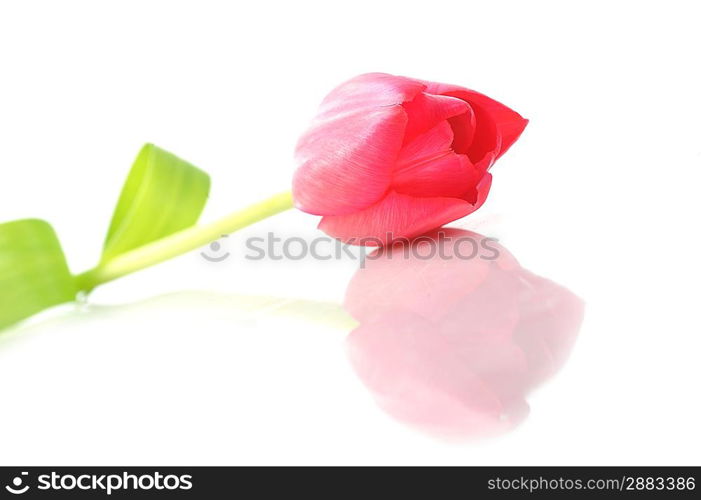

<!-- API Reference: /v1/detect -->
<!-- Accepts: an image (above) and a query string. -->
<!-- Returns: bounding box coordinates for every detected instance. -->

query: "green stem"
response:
[75,191,294,293]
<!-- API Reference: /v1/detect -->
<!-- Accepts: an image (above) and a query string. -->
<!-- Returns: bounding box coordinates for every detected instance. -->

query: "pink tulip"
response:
[293,73,528,245]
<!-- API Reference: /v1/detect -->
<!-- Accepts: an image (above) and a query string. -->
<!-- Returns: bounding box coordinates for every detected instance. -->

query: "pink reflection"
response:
[344,229,584,438]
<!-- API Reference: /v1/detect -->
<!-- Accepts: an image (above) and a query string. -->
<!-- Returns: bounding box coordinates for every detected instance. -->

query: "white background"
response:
[0,0,699,465]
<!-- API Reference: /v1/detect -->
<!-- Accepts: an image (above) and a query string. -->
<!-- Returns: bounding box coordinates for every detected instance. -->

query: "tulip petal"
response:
[447,108,477,155]
[293,105,408,215]
[318,190,489,246]
[465,171,492,206]
[293,74,427,216]
[402,93,471,145]
[397,120,454,160]
[394,154,477,199]
[423,82,528,163]
[318,72,425,118]
[393,122,479,198]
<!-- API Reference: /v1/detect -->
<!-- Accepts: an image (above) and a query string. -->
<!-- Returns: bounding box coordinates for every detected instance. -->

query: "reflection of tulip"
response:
[344,229,584,438]
[293,73,528,245]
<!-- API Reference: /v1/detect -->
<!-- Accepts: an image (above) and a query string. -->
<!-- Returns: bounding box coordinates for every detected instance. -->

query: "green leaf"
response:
[101,143,211,262]
[0,219,77,330]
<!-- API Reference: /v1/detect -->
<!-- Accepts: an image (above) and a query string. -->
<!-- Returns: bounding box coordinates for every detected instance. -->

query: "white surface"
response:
[0,0,699,465]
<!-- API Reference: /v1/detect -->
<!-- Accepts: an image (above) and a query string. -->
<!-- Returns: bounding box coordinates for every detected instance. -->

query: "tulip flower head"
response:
[293,73,528,245]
